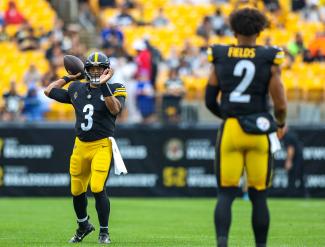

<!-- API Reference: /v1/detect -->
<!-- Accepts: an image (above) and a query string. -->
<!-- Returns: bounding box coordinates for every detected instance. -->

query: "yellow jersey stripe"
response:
[207,47,213,62]
[115,87,126,91]
[113,92,127,97]
[273,51,285,65]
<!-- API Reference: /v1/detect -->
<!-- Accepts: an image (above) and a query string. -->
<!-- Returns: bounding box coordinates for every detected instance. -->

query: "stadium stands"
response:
[0,0,324,123]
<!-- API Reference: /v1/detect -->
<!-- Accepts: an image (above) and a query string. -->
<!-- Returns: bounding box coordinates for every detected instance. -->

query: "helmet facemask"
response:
[85,65,106,85]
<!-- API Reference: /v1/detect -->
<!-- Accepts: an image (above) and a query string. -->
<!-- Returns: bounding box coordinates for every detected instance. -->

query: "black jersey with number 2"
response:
[207,45,284,117]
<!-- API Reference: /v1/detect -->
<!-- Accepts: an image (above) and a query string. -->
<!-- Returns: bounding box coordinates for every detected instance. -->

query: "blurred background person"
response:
[281,127,306,197]
[136,72,156,124]
[23,64,41,89]
[4,0,25,25]
[2,80,23,121]
[161,68,185,124]
[22,86,43,121]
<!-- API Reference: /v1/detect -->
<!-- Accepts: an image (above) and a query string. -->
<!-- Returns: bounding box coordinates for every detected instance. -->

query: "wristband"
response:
[100,82,113,97]
[277,122,285,128]
[62,76,71,83]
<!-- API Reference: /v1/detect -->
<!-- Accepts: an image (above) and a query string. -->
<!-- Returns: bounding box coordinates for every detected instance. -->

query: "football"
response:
[63,55,85,78]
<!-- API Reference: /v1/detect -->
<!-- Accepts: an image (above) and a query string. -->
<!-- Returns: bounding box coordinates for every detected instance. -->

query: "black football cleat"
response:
[69,222,95,243]
[98,232,111,244]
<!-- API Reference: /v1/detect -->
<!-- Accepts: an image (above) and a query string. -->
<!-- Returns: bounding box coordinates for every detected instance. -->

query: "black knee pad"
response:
[248,188,267,202]
[218,187,240,198]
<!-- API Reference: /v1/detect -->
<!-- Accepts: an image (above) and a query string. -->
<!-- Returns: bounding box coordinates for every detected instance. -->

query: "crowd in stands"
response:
[0,0,324,124]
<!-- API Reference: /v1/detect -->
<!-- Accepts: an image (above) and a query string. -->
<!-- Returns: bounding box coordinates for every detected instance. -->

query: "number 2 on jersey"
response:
[81,104,94,131]
[229,60,256,103]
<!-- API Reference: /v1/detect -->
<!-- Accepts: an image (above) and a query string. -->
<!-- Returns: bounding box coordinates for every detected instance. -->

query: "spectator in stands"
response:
[23,64,41,89]
[0,12,4,27]
[292,0,306,11]
[287,32,306,57]
[23,86,43,121]
[101,21,124,48]
[0,25,9,42]
[15,22,39,51]
[78,1,96,32]
[133,39,152,83]
[136,72,156,124]
[308,31,325,60]
[39,68,58,117]
[4,1,25,25]
[99,0,116,8]
[2,81,23,121]
[302,2,322,22]
[162,69,185,124]
[61,24,81,53]
[49,44,65,67]
[122,0,136,9]
[263,0,281,12]
[166,47,181,69]
[114,5,135,26]
[144,37,162,88]
[196,16,214,40]
[52,18,64,43]
[302,49,315,63]
[178,41,197,76]
[192,51,210,77]
[110,56,141,123]
[42,66,59,86]
[281,127,306,197]
[152,8,170,27]
[210,8,231,36]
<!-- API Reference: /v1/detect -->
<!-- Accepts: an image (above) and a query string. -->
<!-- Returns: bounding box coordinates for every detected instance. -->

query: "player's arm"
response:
[269,65,287,138]
[99,69,124,115]
[205,65,222,118]
[44,73,81,103]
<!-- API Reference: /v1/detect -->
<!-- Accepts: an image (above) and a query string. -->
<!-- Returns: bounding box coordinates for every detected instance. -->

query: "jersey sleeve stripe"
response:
[273,51,285,65]
[114,88,127,92]
[113,92,127,97]
[207,47,214,62]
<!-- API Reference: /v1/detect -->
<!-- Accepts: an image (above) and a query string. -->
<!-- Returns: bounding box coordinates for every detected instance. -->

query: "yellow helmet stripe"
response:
[94,52,98,62]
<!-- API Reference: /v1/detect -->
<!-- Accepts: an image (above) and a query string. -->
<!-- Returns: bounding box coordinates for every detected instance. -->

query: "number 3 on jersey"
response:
[81,104,94,131]
[229,60,256,103]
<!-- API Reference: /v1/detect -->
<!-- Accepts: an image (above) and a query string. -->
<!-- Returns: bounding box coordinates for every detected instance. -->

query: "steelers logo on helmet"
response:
[84,52,110,85]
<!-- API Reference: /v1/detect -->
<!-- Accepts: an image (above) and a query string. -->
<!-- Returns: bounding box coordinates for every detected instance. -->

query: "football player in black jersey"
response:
[44,52,127,244]
[205,8,287,247]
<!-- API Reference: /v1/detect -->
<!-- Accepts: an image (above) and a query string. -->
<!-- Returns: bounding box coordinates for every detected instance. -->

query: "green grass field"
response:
[0,198,324,247]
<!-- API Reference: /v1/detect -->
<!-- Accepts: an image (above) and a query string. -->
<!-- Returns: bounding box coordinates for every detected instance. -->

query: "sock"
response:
[73,193,88,227]
[100,226,109,234]
[248,188,270,246]
[93,190,110,231]
[215,187,238,247]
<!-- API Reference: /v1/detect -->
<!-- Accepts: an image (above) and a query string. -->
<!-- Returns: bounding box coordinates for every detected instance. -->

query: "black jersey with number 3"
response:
[207,45,284,117]
[66,81,127,141]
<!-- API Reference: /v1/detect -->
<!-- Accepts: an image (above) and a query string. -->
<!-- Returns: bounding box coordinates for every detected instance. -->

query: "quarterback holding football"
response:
[44,52,127,244]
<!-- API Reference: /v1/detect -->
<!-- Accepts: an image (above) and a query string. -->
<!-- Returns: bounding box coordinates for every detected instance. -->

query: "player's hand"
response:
[277,126,286,140]
[100,68,114,84]
[67,72,82,80]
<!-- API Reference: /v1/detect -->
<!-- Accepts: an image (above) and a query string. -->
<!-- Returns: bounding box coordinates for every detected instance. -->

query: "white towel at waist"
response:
[268,132,281,154]
[109,137,128,175]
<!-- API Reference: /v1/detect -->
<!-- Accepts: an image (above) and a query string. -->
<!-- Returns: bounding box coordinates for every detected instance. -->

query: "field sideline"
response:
[0,198,324,247]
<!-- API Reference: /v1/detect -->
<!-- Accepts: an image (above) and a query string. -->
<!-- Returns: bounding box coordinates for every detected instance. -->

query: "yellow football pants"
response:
[215,118,272,191]
[70,137,112,196]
